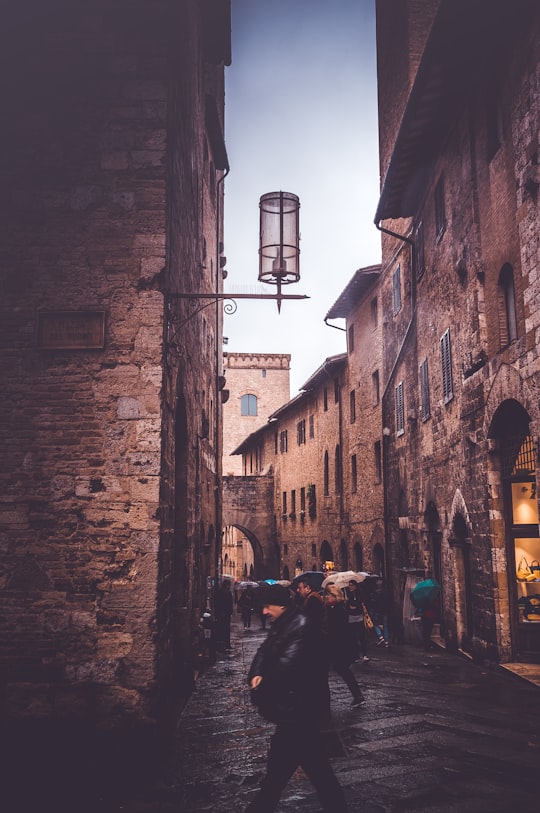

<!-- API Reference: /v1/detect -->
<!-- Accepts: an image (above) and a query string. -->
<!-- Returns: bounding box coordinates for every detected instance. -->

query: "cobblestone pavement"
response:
[15,614,538,813]
[145,614,540,813]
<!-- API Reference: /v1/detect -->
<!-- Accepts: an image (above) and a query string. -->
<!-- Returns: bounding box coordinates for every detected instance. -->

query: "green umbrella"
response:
[411,578,441,608]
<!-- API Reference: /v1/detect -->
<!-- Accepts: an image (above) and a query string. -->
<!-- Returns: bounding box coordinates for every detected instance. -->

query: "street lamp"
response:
[171,190,307,314]
[259,191,301,312]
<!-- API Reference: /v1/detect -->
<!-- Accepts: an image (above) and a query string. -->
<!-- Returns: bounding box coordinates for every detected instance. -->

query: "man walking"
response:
[246,583,348,813]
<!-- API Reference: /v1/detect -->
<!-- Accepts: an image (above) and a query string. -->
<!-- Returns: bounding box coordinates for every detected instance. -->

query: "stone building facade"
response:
[0,0,230,746]
[374,0,540,663]
[222,352,291,476]
[226,0,540,669]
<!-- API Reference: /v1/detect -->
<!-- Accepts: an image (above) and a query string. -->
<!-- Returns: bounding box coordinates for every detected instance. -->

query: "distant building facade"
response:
[222,352,291,476]
[0,0,230,744]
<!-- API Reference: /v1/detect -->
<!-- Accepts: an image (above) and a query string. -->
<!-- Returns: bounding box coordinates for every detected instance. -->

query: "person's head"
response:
[296,578,313,599]
[348,580,358,591]
[323,583,344,605]
[260,584,292,621]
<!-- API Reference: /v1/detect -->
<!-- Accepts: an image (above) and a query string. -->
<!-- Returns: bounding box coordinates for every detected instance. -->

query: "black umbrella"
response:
[290,571,325,591]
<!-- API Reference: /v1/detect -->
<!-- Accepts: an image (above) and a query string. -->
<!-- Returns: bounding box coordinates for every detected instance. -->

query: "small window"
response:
[393,265,402,315]
[282,492,287,515]
[323,388,328,411]
[498,263,517,348]
[350,390,356,423]
[291,490,296,515]
[371,297,378,327]
[415,221,425,280]
[279,429,288,453]
[420,359,430,421]
[300,487,306,511]
[351,454,358,493]
[297,419,306,445]
[372,370,380,405]
[309,414,315,439]
[334,379,340,403]
[395,381,405,436]
[348,324,355,353]
[261,369,267,378]
[434,175,446,241]
[440,329,453,404]
[374,440,382,483]
[241,394,257,416]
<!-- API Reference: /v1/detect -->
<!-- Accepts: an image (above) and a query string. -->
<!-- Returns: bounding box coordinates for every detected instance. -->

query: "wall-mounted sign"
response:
[37,310,106,350]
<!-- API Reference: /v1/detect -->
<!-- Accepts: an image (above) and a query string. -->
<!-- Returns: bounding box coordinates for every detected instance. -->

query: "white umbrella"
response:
[321,571,372,589]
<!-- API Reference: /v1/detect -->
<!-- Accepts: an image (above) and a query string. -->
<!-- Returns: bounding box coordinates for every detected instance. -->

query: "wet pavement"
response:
[11,614,540,812]
[130,613,540,813]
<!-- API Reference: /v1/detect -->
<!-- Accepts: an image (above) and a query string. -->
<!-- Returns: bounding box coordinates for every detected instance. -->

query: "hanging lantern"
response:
[259,191,300,294]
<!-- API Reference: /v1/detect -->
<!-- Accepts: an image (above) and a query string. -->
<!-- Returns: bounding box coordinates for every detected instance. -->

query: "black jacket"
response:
[248,604,329,724]
[326,601,358,668]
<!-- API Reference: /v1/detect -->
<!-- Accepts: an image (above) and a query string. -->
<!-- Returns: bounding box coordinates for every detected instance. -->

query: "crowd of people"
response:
[208,572,439,812]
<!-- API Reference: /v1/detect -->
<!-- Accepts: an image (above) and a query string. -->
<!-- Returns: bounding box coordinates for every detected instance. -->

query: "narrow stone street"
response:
[109,612,540,813]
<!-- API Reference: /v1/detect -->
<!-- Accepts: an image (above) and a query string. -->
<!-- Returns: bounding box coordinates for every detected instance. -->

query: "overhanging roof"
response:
[300,353,347,393]
[374,0,537,223]
[325,264,381,320]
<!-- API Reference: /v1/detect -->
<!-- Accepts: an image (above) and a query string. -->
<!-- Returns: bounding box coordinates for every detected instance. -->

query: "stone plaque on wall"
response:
[37,310,106,349]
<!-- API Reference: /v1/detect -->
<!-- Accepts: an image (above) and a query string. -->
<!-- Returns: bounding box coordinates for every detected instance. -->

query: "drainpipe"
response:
[375,219,415,630]
[214,166,230,597]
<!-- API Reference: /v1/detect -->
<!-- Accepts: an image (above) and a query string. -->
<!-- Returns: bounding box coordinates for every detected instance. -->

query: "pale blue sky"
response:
[223,0,381,395]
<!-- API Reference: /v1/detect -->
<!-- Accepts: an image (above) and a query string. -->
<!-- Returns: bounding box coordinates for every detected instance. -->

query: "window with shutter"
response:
[440,329,453,404]
[395,381,405,436]
[393,265,402,314]
[420,359,430,421]
[498,263,517,348]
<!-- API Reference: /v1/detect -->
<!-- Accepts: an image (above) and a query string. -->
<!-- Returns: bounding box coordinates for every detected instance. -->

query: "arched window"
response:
[240,394,257,416]
[498,263,517,347]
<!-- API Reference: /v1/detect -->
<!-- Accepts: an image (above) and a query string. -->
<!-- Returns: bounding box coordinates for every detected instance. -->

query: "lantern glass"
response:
[259,191,300,285]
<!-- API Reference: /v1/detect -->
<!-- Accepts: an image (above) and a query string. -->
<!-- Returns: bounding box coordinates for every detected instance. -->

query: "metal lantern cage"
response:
[259,191,300,292]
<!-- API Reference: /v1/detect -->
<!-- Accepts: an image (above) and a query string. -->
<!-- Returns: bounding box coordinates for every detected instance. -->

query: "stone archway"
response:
[222,475,277,578]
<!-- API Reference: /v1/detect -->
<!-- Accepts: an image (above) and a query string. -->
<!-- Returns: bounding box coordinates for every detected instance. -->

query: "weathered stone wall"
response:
[376,1,540,661]
[0,0,228,737]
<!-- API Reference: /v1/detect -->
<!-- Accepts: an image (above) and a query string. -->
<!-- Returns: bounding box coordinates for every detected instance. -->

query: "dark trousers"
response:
[245,721,348,813]
[349,619,368,656]
[332,661,363,700]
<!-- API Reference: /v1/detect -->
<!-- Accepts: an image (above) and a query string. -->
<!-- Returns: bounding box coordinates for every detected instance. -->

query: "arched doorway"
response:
[339,539,348,570]
[353,542,363,572]
[372,542,384,577]
[489,400,539,661]
[424,501,444,638]
[451,512,473,654]
[320,540,334,572]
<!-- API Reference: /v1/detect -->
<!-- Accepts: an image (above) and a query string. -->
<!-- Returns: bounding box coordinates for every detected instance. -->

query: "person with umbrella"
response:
[246,584,348,813]
[323,583,365,707]
[411,577,441,651]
